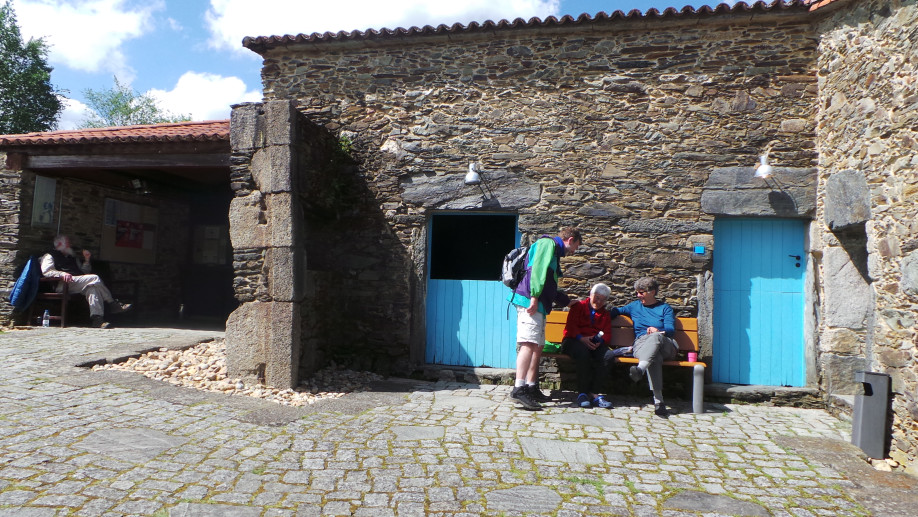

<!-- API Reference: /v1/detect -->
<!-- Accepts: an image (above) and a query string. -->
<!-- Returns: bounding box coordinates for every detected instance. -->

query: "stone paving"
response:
[1,327,916,516]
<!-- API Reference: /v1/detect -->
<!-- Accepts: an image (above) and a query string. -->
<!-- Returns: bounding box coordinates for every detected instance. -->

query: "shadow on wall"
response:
[297,123,415,377]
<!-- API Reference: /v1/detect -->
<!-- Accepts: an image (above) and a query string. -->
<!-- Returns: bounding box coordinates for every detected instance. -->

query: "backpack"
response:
[9,256,40,312]
[500,245,529,290]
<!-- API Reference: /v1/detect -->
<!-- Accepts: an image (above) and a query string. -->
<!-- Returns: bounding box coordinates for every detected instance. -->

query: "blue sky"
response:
[11,1,729,130]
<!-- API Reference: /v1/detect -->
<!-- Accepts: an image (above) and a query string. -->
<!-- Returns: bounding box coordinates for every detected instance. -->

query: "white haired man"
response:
[39,235,132,328]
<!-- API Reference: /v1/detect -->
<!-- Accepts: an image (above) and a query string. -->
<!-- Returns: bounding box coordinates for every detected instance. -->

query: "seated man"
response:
[39,235,132,328]
[561,283,615,409]
[610,277,677,417]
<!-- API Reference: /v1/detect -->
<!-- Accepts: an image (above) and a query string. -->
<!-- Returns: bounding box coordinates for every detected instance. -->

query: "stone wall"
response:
[252,11,820,372]
[815,0,918,474]
[0,165,191,325]
[0,155,23,321]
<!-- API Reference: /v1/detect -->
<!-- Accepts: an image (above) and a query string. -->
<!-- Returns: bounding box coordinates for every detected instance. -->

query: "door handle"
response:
[788,255,801,260]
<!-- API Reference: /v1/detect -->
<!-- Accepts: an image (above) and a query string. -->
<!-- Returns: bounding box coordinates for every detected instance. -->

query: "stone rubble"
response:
[92,339,382,406]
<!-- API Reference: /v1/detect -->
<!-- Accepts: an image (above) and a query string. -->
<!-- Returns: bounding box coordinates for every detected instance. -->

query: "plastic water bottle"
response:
[591,331,604,344]
[42,310,50,327]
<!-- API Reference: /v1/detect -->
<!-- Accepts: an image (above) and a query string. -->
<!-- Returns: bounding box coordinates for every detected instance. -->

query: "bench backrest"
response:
[545,311,698,353]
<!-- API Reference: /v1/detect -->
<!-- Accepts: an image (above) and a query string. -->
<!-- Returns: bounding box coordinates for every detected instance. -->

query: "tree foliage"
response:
[0,0,63,134]
[79,77,190,128]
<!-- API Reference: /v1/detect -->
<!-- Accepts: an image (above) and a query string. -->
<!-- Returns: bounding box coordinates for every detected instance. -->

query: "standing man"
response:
[610,277,677,416]
[40,235,132,329]
[508,227,581,410]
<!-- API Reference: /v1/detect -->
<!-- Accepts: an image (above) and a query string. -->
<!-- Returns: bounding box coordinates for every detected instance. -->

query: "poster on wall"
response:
[31,175,56,227]
[101,198,157,264]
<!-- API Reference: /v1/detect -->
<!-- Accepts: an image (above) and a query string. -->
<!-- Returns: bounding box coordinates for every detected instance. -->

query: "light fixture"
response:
[464,162,482,186]
[754,154,773,179]
[130,178,151,195]
[464,162,494,199]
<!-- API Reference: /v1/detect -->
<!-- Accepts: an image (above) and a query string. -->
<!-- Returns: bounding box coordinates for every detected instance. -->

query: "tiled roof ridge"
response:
[0,119,230,147]
[243,0,817,51]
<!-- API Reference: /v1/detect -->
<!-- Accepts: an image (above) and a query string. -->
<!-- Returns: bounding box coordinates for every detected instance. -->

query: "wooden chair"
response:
[27,277,74,327]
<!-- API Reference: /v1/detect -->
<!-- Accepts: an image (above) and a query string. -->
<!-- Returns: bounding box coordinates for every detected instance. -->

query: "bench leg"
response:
[692,364,705,414]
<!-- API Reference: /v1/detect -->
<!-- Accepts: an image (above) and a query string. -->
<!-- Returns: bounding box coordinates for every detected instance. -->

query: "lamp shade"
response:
[464,162,482,185]
[754,155,773,178]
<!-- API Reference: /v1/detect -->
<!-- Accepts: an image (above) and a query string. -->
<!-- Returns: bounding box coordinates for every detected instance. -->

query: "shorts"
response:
[516,305,545,345]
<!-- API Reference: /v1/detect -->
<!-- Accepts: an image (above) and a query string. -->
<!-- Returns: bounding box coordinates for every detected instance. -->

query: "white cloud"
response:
[15,0,162,76]
[56,96,91,131]
[205,0,561,53]
[147,72,262,121]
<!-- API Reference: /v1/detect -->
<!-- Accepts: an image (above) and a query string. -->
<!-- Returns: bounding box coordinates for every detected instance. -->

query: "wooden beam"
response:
[26,153,229,169]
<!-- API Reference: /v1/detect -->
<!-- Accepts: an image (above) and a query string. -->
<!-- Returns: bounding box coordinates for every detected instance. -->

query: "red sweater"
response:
[562,298,612,346]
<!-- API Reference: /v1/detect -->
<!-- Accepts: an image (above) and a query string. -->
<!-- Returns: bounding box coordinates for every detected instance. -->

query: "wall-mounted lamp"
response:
[754,140,779,179]
[755,154,773,179]
[131,178,151,195]
[464,162,494,198]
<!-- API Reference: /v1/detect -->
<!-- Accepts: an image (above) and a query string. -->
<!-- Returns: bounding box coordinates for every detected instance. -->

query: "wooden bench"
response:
[544,311,706,413]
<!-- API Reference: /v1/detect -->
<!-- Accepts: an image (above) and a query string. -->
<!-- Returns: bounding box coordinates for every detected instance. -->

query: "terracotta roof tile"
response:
[243,1,812,52]
[0,120,229,147]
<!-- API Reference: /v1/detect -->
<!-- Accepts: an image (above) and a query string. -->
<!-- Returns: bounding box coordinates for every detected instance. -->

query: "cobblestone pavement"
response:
[1,327,916,516]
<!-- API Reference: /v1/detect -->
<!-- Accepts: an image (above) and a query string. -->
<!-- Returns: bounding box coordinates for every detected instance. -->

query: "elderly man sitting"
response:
[40,235,132,328]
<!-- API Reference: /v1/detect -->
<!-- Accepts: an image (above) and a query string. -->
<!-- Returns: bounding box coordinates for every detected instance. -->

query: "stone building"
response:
[1,0,915,475]
[226,0,917,473]
[0,121,237,325]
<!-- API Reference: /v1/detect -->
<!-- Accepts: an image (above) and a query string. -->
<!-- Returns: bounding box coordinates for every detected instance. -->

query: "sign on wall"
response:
[101,198,157,264]
[31,175,56,227]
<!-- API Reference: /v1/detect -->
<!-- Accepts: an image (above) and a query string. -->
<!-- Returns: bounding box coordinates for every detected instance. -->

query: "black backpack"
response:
[500,245,529,290]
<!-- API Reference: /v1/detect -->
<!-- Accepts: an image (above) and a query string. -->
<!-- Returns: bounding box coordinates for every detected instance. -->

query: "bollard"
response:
[851,371,890,459]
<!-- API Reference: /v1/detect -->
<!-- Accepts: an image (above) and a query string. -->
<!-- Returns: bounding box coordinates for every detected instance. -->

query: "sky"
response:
[10,0,734,131]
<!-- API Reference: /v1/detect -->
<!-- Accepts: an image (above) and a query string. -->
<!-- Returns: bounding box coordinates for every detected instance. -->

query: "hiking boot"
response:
[510,386,541,410]
[593,395,613,409]
[576,393,591,408]
[654,402,669,417]
[91,315,111,329]
[107,301,133,314]
[629,365,644,383]
[528,385,550,402]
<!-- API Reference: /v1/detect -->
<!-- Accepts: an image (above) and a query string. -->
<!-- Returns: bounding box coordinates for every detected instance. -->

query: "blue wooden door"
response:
[425,214,518,368]
[713,218,806,386]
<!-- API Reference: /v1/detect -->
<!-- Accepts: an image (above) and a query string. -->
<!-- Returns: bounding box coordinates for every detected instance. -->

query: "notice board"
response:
[101,198,157,264]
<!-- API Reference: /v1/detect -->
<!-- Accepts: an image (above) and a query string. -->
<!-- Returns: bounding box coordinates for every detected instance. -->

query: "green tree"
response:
[0,0,63,134]
[79,76,190,128]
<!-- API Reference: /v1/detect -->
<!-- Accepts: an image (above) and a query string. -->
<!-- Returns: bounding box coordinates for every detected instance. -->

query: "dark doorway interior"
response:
[429,213,517,280]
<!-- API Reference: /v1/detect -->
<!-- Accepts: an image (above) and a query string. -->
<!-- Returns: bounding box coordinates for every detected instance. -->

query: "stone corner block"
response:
[225,301,270,382]
[267,246,306,302]
[230,103,265,152]
[825,169,870,231]
[229,191,269,249]
[251,146,294,194]
[266,301,302,390]
[265,100,298,146]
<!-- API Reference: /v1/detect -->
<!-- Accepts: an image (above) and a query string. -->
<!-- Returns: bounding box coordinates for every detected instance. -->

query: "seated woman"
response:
[561,283,615,409]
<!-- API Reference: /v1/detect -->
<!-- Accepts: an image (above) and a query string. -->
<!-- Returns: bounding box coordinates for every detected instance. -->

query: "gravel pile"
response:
[92,339,382,407]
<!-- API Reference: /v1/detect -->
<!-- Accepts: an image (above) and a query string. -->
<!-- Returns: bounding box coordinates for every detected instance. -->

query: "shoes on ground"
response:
[107,301,133,314]
[654,402,669,417]
[629,365,644,383]
[510,386,541,410]
[592,395,613,409]
[576,393,591,408]
[528,385,550,402]
[90,315,111,329]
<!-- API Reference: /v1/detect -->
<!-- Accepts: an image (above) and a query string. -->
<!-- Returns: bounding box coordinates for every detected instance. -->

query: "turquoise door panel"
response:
[425,214,520,368]
[426,279,516,368]
[713,218,806,386]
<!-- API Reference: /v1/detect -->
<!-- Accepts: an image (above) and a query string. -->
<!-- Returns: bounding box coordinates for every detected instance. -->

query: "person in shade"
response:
[610,277,677,417]
[507,227,582,410]
[561,283,615,409]
[40,235,132,329]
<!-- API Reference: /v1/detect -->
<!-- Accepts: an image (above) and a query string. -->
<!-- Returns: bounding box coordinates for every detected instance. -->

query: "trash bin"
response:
[851,371,890,459]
